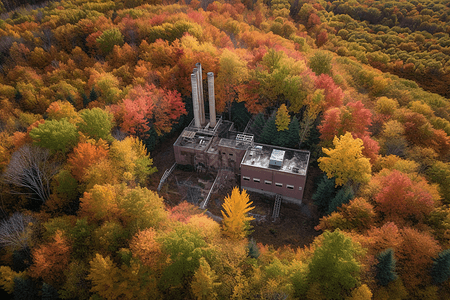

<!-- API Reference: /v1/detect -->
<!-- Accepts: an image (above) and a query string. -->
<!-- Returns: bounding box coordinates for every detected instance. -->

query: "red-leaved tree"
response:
[111,84,186,138]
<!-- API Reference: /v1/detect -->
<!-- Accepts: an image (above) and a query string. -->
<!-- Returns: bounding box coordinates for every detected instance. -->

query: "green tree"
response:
[431,249,450,285]
[307,230,362,300]
[96,28,124,56]
[288,116,300,148]
[318,132,371,186]
[375,248,398,286]
[260,116,277,145]
[29,119,78,153]
[327,185,354,214]
[159,225,211,291]
[77,108,114,141]
[312,175,336,213]
[309,51,333,75]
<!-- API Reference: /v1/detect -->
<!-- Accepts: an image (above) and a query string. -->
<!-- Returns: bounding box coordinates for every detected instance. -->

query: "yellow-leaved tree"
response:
[275,104,290,131]
[318,132,371,186]
[221,187,254,239]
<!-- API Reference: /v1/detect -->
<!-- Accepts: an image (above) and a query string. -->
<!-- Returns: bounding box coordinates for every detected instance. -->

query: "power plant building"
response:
[173,64,310,204]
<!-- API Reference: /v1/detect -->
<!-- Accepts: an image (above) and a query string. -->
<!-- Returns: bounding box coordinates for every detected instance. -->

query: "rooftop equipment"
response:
[269,149,285,167]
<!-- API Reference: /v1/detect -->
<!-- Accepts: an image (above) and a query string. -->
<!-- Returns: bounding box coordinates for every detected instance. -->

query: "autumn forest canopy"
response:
[1,0,450,299]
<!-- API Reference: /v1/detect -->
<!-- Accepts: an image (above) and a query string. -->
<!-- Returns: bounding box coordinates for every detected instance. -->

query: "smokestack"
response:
[195,63,205,125]
[207,72,216,128]
[191,72,201,128]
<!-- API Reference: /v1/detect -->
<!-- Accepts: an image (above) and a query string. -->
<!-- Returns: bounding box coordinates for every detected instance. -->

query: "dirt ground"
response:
[149,136,322,249]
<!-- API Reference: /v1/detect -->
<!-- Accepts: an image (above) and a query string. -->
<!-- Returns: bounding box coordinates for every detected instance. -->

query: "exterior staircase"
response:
[272,194,282,221]
[157,163,177,192]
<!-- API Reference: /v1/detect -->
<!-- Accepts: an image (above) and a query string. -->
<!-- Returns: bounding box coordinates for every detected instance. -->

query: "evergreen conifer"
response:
[375,248,398,286]
[312,175,336,213]
[260,116,277,145]
[431,249,450,284]
[327,186,354,214]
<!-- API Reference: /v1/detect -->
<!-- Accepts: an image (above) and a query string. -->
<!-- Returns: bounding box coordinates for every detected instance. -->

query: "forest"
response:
[1,0,450,299]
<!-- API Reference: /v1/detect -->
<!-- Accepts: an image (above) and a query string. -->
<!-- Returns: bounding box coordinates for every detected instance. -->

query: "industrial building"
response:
[173,63,310,205]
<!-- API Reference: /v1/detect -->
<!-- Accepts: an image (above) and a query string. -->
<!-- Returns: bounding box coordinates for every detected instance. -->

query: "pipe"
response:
[195,63,205,125]
[207,72,216,127]
[191,73,201,128]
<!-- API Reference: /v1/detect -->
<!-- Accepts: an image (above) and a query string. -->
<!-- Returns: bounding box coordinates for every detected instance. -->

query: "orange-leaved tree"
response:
[68,142,109,181]
[29,230,71,287]
[221,187,254,239]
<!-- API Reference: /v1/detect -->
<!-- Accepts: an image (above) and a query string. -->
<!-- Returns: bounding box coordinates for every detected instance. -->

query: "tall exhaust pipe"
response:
[207,72,216,127]
[191,72,201,128]
[195,63,205,125]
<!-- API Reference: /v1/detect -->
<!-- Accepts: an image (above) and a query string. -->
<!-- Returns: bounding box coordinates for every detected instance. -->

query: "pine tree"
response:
[89,87,99,103]
[260,116,277,145]
[247,238,260,259]
[288,116,300,148]
[41,283,59,300]
[13,277,36,300]
[312,175,336,213]
[250,113,266,142]
[375,248,398,286]
[327,186,354,214]
[431,249,450,285]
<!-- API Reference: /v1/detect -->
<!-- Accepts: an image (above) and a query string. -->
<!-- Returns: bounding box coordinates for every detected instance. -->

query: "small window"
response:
[243,176,250,181]
[298,186,302,190]
[286,185,294,190]
[275,183,283,187]
[229,153,233,156]
[253,178,260,183]
[264,180,272,185]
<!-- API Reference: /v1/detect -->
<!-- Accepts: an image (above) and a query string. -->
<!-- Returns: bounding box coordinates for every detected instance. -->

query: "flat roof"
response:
[241,143,309,176]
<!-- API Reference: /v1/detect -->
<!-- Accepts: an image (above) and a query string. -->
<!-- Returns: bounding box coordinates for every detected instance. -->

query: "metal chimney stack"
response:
[191,72,201,128]
[195,63,205,125]
[207,72,216,127]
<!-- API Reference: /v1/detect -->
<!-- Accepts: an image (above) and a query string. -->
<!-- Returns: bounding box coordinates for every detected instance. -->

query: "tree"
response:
[327,185,354,214]
[349,284,372,300]
[96,28,124,56]
[299,90,323,148]
[309,51,332,75]
[112,84,186,138]
[430,249,450,285]
[275,104,290,131]
[159,224,211,292]
[312,175,336,213]
[375,248,398,286]
[221,187,254,240]
[216,49,249,118]
[397,227,441,289]
[3,145,60,202]
[191,257,221,300]
[373,170,436,222]
[67,142,109,181]
[0,213,35,252]
[307,230,362,300]
[108,136,157,185]
[288,116,300,148]
[260,116,277,145]
[318,132,371,186]
[77,108,114,141]
[46,100,79,123]
[29,119,79,153]
[29,230,71,287]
